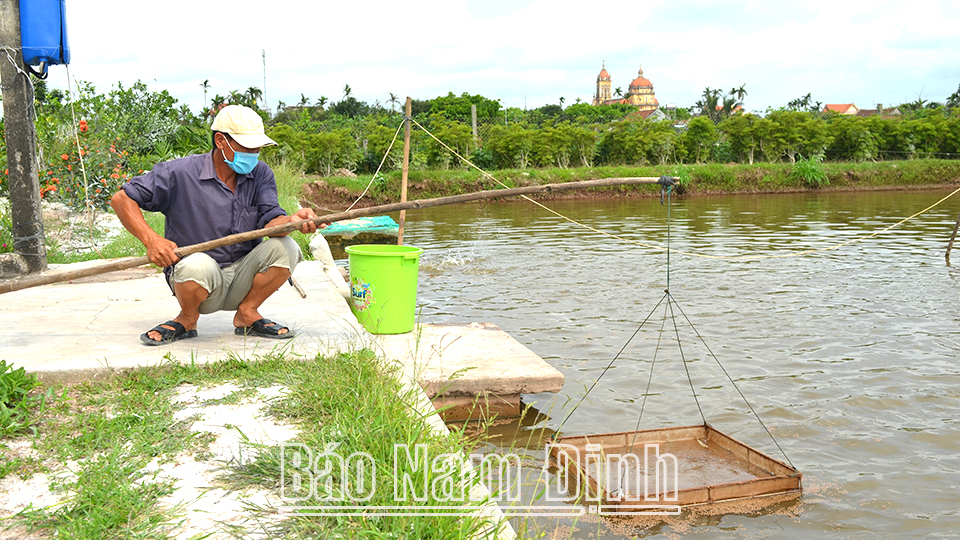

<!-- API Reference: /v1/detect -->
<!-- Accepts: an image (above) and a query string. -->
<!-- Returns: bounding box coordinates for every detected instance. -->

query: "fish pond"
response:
[399,188,960,539]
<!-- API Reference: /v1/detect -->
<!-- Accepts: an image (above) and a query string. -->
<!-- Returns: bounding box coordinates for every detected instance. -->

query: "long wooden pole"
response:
[0,176,669,295]
[397,97,412,245]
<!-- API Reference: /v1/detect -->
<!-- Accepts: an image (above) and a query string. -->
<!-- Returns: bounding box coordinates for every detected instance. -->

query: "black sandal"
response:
[140,320,198,346]
[234,318,294,339]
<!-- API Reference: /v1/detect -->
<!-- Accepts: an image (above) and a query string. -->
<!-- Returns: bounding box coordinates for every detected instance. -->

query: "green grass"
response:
[0,360,49,439]
[7,359,206,538]
[4,350,502,540]
[273,163,316,260]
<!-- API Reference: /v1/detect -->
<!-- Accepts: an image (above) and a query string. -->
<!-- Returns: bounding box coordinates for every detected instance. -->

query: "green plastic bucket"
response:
[346,244,423,334]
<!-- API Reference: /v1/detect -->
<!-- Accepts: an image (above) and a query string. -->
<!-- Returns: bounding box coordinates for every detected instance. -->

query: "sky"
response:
[41,0,960,116]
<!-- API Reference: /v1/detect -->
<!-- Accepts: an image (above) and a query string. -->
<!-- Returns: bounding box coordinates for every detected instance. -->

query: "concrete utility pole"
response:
[0,0,47,274]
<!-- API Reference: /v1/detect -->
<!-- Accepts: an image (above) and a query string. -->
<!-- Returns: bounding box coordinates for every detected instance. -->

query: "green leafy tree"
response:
[533,122,577,168]
[423,115,474,169]
[598,118,678,165]
[330,97,370,118]
[826,116,883,161]
[485,124,534,169]
[719,113,759,164]
[306,129,359,176]
[429,92,502,120]
[681,116,717,163]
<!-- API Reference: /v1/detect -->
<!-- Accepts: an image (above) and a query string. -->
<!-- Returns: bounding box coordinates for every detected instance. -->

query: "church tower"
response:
[592,62,612,106]
[626,66,658,111]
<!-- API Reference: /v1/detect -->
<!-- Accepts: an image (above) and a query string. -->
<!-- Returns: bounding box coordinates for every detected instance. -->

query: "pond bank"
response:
[300,160,960,209]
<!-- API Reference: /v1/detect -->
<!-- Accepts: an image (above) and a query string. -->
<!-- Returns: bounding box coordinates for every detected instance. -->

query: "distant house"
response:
[855,104,902,118]
[716,104,744,113]
[823,103,860,115]
[626,108,669,122]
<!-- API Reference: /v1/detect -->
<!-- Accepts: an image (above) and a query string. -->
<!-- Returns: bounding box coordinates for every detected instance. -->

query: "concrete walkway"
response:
[0,261,364,382]
[1,260,565,413]
[1,258,540,538]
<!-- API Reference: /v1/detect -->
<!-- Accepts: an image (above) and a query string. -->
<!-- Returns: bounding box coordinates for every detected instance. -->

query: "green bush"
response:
[791,155,829,188]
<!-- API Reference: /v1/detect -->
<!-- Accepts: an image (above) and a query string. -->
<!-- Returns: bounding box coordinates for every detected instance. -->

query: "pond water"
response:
[398,188,960,539]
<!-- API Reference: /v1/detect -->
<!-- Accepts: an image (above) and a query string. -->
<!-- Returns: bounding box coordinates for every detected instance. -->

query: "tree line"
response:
[3,79,960,211]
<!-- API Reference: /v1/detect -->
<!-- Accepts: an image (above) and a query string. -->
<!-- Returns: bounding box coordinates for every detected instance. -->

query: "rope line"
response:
[669,292,797,469]
[551,293,668,438]
[344,119,405,212]
[408,117,960,261]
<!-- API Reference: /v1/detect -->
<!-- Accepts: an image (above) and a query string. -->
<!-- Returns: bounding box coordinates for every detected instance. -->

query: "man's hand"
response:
[145,235,180,268]
[291,207,327,234]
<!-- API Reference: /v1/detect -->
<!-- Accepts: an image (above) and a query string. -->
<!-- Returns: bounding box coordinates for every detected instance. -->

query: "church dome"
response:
[629,67,652,89]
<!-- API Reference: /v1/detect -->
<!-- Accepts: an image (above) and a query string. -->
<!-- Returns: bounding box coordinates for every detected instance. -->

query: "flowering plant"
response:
[40,122,133,211]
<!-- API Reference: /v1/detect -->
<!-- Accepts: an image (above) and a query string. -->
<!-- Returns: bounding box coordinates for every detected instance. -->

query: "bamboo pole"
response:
[0,176,669,295]
[397,97,412,245]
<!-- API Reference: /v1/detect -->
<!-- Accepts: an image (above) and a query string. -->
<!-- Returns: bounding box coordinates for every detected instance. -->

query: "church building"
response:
[592,63,660,112]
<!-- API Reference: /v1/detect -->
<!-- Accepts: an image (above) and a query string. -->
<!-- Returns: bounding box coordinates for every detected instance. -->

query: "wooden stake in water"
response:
[947,210,960,261]
[398,97,412,245]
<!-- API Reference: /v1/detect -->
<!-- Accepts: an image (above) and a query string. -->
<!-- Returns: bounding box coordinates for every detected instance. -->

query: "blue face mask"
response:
[222,138,259,175]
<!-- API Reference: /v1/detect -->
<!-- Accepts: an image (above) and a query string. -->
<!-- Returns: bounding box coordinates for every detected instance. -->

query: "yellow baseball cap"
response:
[211,105,277,148]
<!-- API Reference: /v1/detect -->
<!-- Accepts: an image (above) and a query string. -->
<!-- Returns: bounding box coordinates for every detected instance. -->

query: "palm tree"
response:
[388,92,400,112]
[343,84,353,99]
[316,96,329,110]
[298,93,310,108]
[559,96,565,109]
[614,87,623,98]
[200,79,210,110]
[695,87,722,123]
[948,84,960,109]
[731,84,747,105]
[245,86,263,109]
[209,93,227,118]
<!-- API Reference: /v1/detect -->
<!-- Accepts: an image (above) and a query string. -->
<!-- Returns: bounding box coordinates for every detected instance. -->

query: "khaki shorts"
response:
[171,237,302,314]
